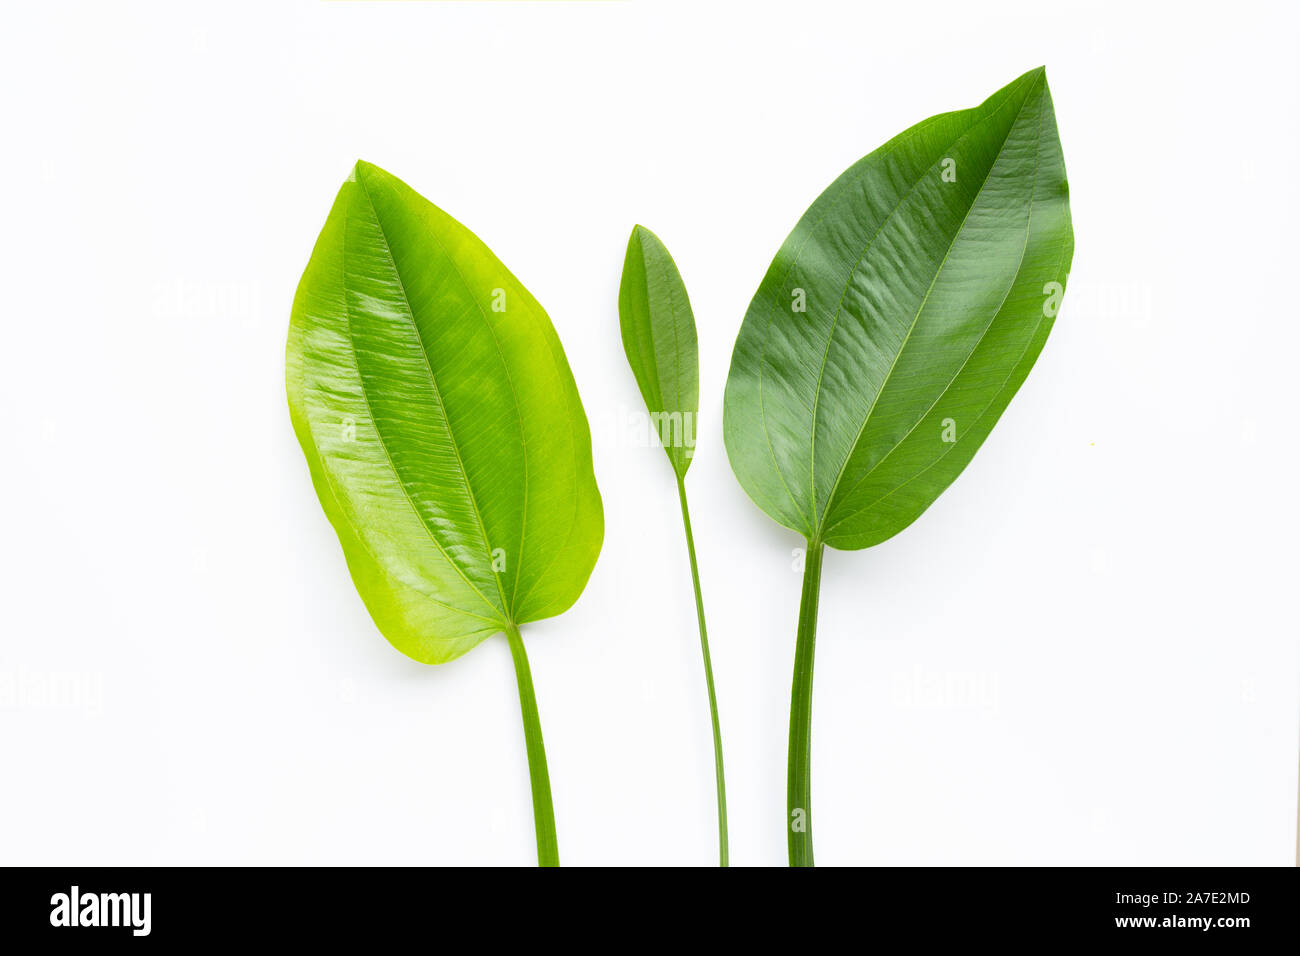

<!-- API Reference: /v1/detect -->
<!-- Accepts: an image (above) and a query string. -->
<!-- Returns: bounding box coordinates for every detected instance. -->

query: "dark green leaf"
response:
[724,67,1073,550]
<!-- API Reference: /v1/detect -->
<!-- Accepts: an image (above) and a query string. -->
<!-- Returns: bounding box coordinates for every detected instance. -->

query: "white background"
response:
[1,0,1297,866]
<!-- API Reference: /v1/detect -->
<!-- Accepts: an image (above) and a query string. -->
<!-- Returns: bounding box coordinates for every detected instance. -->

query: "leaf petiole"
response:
[788,539,824,867]
[505,623,559,866]
[675,476,729,866]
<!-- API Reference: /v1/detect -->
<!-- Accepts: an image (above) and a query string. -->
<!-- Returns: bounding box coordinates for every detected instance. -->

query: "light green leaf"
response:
[286,160,604,665]
[724,66,1073,550]
[618,224,700,479]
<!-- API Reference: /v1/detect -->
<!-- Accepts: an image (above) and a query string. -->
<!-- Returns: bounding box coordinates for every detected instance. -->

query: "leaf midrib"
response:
[352,174,514,622]
[811,71,1045,539]
[829,222,1069,542]
[651,237,690,474]
[822,85,1049,538]
[752,98,1018,537]
[403,203,535,623]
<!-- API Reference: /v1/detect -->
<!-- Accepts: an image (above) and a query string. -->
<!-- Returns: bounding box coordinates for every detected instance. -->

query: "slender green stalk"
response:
[675,476,729,866]
[505,623,558,867]
[788,539,825,867]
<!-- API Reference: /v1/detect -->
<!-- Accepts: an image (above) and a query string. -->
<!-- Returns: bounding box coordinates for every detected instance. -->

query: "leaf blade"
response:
[618,224,700,477]
[287,161,603,662]
[724,67,1073,549]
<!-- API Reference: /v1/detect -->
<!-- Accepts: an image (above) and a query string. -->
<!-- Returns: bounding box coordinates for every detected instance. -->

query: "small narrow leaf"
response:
[286,160,604,664]
[617,224,728,865]
[618,224,699,478]
[724,66,1073,549]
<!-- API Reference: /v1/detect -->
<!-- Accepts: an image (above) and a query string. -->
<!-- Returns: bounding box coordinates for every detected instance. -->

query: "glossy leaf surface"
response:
[618,224,699,479]
[723,67,1073,550]
[287,161,603,664]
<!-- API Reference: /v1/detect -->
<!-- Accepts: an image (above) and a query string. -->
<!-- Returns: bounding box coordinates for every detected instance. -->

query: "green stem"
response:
[789,538,824,867]
[505,623,558,867]
[676,475,729,866]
